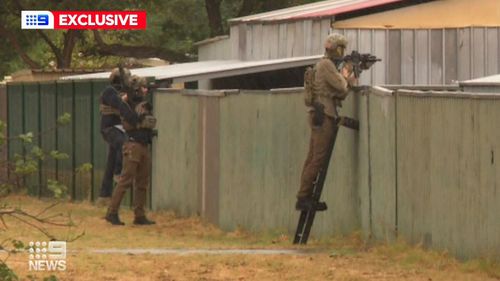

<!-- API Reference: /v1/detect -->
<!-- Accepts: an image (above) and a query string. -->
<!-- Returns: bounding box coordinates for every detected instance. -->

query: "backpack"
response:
[304,66,316,107]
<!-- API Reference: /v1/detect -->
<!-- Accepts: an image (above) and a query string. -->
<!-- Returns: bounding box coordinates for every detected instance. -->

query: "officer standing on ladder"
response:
[295,33,358,210]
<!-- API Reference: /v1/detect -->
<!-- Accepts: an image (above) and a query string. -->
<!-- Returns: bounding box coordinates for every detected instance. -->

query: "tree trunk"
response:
[238,0,258,17]
[60,30,81,68]
[205,0,223,36]
[36,30,63,67]
[0,24,41,69]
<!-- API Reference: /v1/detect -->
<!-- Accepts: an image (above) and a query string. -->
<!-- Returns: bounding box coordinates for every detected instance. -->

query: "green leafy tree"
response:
[0,0,210,76]
[0,113,92,199]
[0,113,86,281]
[0,0,323,78]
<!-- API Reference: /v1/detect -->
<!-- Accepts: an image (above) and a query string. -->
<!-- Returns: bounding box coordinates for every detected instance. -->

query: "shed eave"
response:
[60,55,323,83]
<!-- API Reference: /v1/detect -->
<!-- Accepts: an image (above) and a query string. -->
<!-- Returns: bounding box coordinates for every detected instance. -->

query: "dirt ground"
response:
[2,195,499,281]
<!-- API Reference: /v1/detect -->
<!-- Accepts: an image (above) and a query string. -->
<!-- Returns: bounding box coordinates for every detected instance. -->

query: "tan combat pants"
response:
[297,112,337,199]
[108,141,151,218]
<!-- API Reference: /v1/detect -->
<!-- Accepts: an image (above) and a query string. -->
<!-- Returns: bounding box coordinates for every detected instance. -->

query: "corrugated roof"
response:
[60,55,322,83]
[229,0,402,23]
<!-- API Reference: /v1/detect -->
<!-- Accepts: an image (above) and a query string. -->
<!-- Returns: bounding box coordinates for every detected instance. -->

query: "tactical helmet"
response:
[109,67,131,85]
[130,75,147,90]
[324,33,348,50]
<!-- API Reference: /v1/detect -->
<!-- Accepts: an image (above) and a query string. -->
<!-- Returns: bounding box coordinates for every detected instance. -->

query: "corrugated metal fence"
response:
[1,80,149,206]
[0,85,7,183]
[152,87,499,260]
[2,82,499,260]
[152,88,361,236]
[393,90,500,259]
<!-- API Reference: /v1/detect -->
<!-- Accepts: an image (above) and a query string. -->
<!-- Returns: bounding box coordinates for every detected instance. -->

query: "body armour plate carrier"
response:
[123,101,157,131]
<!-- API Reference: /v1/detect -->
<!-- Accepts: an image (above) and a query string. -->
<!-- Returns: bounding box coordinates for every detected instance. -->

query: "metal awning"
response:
[60,55,322,83]
[460,74,500,87]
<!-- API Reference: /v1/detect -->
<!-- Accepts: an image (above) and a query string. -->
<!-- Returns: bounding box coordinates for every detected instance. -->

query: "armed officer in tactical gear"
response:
[106,75,157,226]
[97,68,140,206]
[296,33,357,210]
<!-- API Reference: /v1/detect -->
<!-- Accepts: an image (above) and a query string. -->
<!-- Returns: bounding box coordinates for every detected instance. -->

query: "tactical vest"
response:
[99,104,120,116]
[303,66,316,107]
[122,101,157,131]
[100,90,125,116]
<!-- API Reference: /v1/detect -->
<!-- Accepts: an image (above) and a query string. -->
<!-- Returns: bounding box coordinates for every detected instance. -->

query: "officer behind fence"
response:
[97,68,140,206]
[106,75,156,225]
[296,33,357,210]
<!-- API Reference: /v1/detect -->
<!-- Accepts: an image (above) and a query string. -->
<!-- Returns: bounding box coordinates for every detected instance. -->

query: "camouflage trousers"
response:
[297,113,337,199]
[108,141,151,218]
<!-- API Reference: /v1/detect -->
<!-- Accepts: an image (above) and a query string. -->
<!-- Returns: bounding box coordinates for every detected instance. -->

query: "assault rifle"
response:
[335,50,381,78]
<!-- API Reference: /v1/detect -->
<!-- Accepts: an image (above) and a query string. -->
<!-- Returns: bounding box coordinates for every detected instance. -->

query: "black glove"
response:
[312,102,325,127]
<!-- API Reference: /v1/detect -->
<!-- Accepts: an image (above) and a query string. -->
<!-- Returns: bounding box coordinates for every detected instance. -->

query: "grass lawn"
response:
[1,195,499,281]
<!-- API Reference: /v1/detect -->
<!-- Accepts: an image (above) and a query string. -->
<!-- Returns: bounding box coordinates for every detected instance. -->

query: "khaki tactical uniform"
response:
[297,34,351,200]
[108,89,156,220]
[309,58,349,118]
[108,140,151,218]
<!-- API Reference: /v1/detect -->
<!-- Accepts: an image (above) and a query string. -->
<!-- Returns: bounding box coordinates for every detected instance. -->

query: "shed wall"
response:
[223,24,500,86]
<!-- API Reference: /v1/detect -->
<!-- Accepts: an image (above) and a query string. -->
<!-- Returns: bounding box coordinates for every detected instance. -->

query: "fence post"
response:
[198,93,222,225]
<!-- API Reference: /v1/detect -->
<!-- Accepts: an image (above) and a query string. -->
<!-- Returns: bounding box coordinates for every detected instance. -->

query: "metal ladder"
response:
[293,116,359,244]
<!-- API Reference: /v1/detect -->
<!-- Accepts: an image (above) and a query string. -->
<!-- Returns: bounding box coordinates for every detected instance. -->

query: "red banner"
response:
[51,11,147,30]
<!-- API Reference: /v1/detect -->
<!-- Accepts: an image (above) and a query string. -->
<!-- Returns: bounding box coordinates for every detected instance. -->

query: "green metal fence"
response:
[0,85,7,182]
[5,79,148,205]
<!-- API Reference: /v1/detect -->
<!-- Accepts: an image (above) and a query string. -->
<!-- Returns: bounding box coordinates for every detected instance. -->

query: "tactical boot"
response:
[105,213,125,225]
[133,216,156,225]
[295,198,328,211]
[314,201,328,211]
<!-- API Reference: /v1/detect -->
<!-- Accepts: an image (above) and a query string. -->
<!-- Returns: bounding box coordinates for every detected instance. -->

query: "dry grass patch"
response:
[1,195,498,281]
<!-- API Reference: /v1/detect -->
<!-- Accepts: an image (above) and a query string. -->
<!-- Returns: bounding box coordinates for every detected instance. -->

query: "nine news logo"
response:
[21,10,146,30]
[28,241,67,271]
[22,11,54,29]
